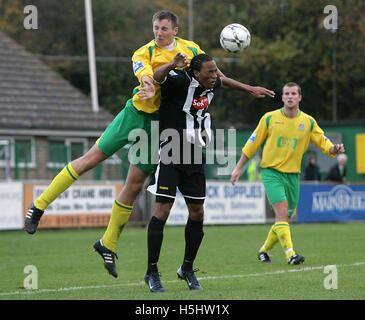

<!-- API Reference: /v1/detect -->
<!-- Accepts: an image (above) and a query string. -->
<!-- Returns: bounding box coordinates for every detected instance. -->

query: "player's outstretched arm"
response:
[221,76,275,98]
[230,153,249,185]
[153,52,188,83]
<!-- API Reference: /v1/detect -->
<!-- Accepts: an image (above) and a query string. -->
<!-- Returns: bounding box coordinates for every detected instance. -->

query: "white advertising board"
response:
[33,185,116,215]
[166,181,266,225]
[0,182,23,230]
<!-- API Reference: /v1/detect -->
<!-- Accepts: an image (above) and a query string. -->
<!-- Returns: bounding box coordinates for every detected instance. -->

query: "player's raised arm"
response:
[153,52,188,83]
[220,76,275,98]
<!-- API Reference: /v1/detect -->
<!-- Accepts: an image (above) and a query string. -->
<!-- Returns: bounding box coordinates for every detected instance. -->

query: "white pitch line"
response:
[1,261,364,297]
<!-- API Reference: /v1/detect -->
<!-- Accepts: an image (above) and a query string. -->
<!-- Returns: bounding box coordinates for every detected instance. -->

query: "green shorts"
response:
[97,99,159,174]
[261,167,300,216]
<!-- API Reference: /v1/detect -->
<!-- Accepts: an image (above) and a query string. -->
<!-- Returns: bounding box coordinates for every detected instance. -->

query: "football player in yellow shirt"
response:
[231,82,345,264]
[25,10,275,278]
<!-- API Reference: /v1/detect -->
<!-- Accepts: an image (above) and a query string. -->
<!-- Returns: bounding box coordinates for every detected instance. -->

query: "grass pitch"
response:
[1,222,365,300]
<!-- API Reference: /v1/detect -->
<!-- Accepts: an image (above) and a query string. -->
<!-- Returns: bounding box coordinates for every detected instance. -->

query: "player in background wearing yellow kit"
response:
[231,82,345,264]
[25,10,275,278]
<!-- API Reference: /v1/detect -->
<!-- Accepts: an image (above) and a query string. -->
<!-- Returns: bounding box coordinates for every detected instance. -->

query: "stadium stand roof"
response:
[0,31,114,135]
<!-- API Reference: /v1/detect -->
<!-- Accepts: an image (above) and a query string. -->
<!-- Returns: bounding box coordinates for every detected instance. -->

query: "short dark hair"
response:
[283,82,302,95]
[189,54,214,73]
[152,10,179,28]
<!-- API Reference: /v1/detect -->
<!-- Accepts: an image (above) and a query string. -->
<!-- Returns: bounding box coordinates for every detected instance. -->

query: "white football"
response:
[220,23,251,53]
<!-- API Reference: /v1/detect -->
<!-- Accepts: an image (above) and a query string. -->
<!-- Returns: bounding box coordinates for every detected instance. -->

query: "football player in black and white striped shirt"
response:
[144,53,274,292]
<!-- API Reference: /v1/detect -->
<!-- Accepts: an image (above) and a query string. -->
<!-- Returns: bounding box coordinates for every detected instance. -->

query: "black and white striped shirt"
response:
[158,69,222,148]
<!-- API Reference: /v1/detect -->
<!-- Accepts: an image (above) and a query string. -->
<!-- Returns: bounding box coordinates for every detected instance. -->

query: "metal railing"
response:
[0,141,129,181]
[0,141,244,182]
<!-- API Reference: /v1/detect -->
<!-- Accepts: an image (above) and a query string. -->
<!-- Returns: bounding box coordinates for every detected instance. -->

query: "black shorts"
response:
[147,162,206,204]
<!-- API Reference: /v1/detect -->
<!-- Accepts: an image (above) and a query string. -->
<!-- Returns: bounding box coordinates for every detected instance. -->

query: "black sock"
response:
[182,218,204,271]
[147,216,166,274]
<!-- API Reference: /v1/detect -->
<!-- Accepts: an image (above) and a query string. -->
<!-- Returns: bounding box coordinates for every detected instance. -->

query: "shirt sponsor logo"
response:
[277,136,298,149]
[133,61,144,74]
[192,96,209,110]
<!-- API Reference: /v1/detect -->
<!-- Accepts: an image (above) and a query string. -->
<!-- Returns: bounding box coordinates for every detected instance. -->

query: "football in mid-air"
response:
[220,23,251,53]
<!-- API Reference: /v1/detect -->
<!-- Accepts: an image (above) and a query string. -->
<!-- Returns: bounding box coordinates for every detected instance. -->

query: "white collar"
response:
[161,40,175,51]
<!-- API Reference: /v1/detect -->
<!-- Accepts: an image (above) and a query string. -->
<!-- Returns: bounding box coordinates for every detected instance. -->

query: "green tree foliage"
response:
[0,0,364,126]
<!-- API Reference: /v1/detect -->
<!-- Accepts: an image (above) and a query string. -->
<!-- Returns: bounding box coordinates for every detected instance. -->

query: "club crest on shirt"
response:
[133,61,144,74]
[192,96,209,110]
[169,70,178,76]
[248,132,257,144]
[299,123,305,131]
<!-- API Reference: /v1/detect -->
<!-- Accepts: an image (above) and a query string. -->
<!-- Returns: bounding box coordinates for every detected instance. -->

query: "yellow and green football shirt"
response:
[131,37,204,114]
[242,108,335,173]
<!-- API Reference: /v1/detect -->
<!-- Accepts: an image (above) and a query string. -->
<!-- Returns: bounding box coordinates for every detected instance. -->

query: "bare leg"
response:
[116,164,150,206]
[272,200,290,223]
[71,143,108,175]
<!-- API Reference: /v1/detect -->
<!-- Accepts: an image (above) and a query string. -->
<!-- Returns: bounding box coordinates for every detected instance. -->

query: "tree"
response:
[1,0,364,125]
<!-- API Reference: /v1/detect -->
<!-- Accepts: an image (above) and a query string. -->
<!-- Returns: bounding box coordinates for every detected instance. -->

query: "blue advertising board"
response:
[297,184,365,223]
